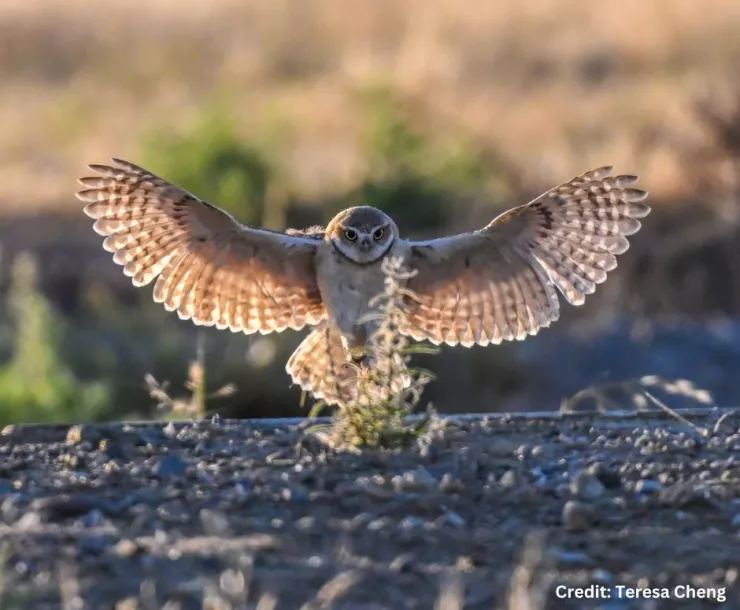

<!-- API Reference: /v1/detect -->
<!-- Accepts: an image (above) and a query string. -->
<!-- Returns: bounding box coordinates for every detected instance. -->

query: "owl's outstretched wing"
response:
[399,167,650,346]
[78,158,326,333]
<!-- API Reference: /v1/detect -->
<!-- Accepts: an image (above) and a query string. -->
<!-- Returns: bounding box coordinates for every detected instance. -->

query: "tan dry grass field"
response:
[1,0,740,214]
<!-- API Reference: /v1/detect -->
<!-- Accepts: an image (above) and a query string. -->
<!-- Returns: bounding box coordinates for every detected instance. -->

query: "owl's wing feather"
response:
[401,167,650,346]
[78,158,326,334]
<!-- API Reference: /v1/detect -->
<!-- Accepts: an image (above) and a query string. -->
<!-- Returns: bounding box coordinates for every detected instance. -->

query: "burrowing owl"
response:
[78,159,650,406]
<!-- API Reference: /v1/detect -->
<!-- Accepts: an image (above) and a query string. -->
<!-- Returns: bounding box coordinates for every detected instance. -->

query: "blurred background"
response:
[1,0,740,423]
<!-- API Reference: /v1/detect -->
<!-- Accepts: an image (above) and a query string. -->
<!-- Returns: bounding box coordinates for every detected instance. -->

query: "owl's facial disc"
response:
[327,206,398,264]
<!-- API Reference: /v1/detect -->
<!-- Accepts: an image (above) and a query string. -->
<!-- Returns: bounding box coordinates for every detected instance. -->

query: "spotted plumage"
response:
[78,159,650,407]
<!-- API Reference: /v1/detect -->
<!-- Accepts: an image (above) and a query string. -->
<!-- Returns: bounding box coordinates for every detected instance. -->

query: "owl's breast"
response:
[314,248,387,340]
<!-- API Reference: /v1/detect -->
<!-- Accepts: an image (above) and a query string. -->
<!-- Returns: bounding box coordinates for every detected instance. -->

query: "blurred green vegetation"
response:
[0,253,110,425]
[138,98,291,229]
[346,86,513,232]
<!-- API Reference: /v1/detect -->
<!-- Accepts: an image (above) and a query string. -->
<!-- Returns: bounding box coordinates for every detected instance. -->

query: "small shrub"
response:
[312,256,438,450]
[145,332,236,420]
[0,253,110,425]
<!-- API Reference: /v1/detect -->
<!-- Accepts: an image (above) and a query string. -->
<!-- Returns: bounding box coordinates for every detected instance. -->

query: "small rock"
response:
[1,493,27,521]
[79,509,104,528]
[486,437,519,457]
[570,471,606,501]
[393,467,436,492]
[66,425,101,445]
[587,462,622,489]
[562,500,595,532]
[139,428,166,446]
[635,479,663,495]
[114,539,140,558]
[439,511,466,528]
[592,569,613,585]
[398,516,424,530]
[16,511,42,531]
[153,454,187,477]
[295,516,316,531]
[99,440,130,462]
[731,514,740,528]
[439,473,466,493]
[531,444,555,459]
[367,517,391,531]
[200,509,231,536]
[389,552,416,572]
[115,597,139,610]
[499,469,520,489]
[554,550,592,567]
[410,466,437,486]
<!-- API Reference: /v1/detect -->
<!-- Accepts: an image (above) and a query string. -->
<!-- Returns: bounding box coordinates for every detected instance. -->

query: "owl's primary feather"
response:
[400,166,650,346]
[77,158,326,334]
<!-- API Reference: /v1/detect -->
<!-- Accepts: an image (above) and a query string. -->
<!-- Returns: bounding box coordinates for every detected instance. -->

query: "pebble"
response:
[398,516,425,530]
[66,425,101,446]
[15,511,42,531]
[531,444,555,459]
[587,462,622,489]
[1,493,27,521]
[392,466,436,491]
[152,454,188,477]
[592,568,613,585]
[113,539,140,558]
[439,473,466,493]
[570,471,606,501]
[138,428,167,446]
[555,550,593,567]
[635,479,663,495]
[499,469,520,489]
[389,553,416,572]
[439,511,466,528]
[562,500,595,532]
[80,509,104,528]
[99,440,130,462]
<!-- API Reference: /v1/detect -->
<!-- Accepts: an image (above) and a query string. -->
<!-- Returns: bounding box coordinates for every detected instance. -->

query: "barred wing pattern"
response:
[77,159,326,334]
[401,167,650,346]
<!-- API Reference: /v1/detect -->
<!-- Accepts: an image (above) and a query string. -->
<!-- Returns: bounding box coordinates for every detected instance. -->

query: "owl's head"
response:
[326,206,398,264]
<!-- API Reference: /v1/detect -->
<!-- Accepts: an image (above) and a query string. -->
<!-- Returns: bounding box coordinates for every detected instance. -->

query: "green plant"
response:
[145,332,237,420]
[138,98,290,228]
[347,86,505,233]
[0,253,110,425]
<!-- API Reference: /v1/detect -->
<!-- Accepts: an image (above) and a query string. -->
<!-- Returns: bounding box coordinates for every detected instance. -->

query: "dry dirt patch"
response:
[0,409,738,609]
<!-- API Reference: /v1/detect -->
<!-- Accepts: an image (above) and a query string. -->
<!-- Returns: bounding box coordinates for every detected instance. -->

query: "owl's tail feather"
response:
[287,322,359,407]
[286,322,412,408]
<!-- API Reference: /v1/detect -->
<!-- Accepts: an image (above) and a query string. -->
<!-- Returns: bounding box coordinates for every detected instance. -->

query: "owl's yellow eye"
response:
[373,227,384,241]
[344,229,358,241]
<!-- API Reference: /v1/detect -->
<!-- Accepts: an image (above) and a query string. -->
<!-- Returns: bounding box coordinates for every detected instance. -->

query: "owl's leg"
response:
[338,326,369,364]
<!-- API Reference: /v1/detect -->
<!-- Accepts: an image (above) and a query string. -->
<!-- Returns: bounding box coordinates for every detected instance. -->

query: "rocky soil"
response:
[0,408,739,609]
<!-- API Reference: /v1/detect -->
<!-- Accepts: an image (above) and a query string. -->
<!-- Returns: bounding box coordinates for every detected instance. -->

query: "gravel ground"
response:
[0,408,739,610]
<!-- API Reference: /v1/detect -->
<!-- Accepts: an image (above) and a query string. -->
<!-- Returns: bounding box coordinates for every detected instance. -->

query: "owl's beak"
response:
[359,237,371,252]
